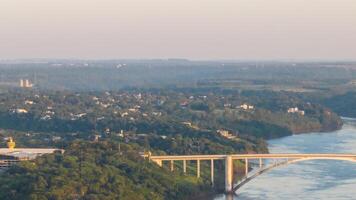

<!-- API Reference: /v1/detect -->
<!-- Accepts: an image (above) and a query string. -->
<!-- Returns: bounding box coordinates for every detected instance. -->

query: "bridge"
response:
[143,153,356,193]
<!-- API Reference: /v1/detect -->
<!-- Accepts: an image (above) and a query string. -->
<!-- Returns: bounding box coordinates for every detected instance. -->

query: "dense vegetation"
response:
[0,141,212,200]
[0,89,342,141]
[322,92,356,118]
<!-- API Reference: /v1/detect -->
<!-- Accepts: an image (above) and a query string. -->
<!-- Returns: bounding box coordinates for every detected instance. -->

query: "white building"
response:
[240,104,254,110]
[13,109,28,114]
[287,107,305,115]
[19,79,33,88]
[24,100,34,105]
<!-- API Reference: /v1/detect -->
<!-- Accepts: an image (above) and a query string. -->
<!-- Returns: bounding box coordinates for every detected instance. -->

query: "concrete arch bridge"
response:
[142,153,356,193]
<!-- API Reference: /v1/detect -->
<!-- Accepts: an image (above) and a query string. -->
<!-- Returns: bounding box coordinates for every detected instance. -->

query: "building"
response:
[117,130,124,137]
[349,80,356,85]
[216,130,237,139]
[240,103,254,110]
[182,122,192,127]
[0,138,62,169]
[287,107,305,115]
[11,108,28,114]
[24,100,34,105]
[180,100,189,107]
[19,79,33,88]
[93,134,101,142]
[7,137,15,150]
[19,79,24,87]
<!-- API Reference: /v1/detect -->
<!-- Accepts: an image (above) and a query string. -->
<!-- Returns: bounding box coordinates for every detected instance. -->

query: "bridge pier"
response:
[225,156,233,193]
[259,158,263,168]
[170,160,174,172]
[197,160,201,178]
[245,158,249,177]
[154,159,162,167]
[211,159,214,186]
[183,160,187,174]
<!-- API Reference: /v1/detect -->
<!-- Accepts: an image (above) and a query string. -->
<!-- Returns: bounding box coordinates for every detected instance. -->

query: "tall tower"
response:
[20,79,24,87]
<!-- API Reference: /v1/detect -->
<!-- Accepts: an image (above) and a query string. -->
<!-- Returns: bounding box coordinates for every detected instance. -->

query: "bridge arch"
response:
[233,157,356,192]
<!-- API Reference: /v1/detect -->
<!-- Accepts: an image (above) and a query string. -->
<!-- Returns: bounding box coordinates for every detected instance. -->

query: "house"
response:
[75,113,87,118]
[117,130,124,137]
[224,103,232,108]
[135,93,142,99]
[40,115,52,121]
[45,110,55,115]
[92,135,101,142]
[216,129,236,139]
[217,129,230,137]
[121,112,129,117]
[70,113,87,120]
[128,108,138,112]
[152,112,162,116]
[11,109,28,114]
[182,122,192,127]
[97,116,105,121]
[240,104,254,110]
[24,100,34,105]
[52,136,62,142]
[100,103,111,108]
[180,100,189,107]
[287,107,305,115]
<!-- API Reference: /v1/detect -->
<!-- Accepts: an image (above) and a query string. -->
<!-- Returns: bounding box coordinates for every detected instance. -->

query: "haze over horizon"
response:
[1,0,355,60]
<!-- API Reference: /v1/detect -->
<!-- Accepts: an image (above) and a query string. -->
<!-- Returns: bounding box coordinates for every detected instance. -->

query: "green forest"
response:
[0,141,212,200]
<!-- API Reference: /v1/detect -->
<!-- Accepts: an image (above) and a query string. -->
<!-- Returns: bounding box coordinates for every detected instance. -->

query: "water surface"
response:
[215,119,356,200]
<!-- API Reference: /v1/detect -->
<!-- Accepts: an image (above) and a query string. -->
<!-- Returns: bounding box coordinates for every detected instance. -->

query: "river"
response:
[214,118,356,200]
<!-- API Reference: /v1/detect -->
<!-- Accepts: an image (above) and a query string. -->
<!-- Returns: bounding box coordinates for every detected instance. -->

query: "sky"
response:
[0,0,355,60]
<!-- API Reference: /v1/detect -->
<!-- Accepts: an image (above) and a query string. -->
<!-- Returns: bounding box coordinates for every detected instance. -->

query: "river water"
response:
[214,118,356,200]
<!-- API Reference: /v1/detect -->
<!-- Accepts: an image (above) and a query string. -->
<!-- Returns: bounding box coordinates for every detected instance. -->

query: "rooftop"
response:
[0,148,62,160]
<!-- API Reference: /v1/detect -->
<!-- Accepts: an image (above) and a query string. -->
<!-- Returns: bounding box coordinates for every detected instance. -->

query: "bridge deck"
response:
[147,154,356,161]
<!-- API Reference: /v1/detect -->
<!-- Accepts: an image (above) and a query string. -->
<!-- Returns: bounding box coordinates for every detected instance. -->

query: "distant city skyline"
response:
[1,0,355,60]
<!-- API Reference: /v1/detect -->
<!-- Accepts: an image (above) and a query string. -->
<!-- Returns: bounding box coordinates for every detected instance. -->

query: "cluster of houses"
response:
[181,96,256,112]
[6,92,161,123]
[4,92,262,144]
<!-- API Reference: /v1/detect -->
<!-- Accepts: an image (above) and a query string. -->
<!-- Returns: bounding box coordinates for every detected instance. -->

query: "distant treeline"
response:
[1,61,356,91]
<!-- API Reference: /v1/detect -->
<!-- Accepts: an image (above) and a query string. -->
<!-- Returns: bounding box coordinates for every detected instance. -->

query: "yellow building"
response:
[7,137,15,150]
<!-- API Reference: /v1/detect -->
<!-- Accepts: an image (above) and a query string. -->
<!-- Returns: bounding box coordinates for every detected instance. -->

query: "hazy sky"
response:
[1,0,355,60]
